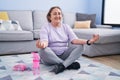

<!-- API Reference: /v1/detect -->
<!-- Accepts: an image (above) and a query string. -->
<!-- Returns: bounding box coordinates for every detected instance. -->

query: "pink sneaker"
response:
[13,63,27,71]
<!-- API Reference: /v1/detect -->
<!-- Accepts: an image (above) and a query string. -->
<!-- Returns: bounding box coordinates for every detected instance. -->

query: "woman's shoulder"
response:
[62,23,69,26]
[62,23,70,28]
[62,23,71,29]
[41,22,51,28]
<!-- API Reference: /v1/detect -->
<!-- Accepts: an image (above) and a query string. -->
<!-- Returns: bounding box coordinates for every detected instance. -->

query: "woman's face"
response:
[50,8,62,24]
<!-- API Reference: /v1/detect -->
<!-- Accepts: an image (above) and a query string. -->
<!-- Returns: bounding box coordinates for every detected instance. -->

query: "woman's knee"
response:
[77,45,83,50]
[71,44,83,50]
[39,47,52,55]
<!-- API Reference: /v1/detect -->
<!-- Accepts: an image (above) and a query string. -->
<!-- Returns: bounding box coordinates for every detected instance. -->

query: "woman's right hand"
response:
[36,39,48,48]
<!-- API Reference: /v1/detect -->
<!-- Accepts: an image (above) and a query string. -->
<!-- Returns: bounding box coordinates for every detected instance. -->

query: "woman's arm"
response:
[71,34,99,45]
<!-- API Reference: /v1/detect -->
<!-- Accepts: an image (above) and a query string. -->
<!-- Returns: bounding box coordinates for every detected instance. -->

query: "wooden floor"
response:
[83,54,120,70]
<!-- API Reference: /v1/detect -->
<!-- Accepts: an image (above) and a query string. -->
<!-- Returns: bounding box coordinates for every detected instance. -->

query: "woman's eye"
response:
[58,12,61,15]
[53,12,61,15]
[54,13,57,15]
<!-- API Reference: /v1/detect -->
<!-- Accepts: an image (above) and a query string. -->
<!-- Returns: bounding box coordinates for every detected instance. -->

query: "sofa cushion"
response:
[0,31,33,41]
[73,29,120,44]
[76,13,96,28]
[32,29,40,39]
[33,11,48,29]
[63,12,76,28]
[5,10,33,31]
[0,12,9,20]
[0,20,22,31]
[11,20,22,30]
[74,20,91,29]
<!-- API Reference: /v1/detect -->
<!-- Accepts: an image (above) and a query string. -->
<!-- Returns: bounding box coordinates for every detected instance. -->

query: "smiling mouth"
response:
[55,18,61,20]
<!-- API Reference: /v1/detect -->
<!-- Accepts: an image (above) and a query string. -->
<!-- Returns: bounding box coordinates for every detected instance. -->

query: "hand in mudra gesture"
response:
[36,40,48,48]
[89,34,99,44]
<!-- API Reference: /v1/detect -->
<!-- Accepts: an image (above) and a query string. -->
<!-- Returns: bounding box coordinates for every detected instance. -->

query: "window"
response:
[102,0,120,27]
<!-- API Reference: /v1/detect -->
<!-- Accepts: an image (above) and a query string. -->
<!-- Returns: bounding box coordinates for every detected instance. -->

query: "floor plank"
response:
[83,55,120,70]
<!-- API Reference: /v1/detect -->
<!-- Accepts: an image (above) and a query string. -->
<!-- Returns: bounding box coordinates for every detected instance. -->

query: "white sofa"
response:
[63,12,120,57]
[0,11,39,55]
[74,28,120,57]
[0,10,120,57]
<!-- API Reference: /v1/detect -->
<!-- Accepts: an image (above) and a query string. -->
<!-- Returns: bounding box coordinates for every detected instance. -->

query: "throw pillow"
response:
[76,13,96,28]
[2,20,14,30]
[0,12,9,20]
[0,20,6,30]
[11,20,22,31]
[0,20,22,31]
[74,20,91,29]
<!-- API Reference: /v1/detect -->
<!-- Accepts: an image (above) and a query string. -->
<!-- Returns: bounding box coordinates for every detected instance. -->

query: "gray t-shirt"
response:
[40,23,78,55]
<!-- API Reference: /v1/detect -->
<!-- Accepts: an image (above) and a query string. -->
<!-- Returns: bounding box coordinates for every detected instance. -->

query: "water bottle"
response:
[32,52,40,75]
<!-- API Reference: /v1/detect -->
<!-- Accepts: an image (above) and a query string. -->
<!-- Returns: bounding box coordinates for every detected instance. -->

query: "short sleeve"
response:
[65,24,78,42]
[39,24,49,42]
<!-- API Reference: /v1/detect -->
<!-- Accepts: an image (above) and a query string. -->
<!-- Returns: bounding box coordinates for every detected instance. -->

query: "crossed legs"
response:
[39,44,83,74]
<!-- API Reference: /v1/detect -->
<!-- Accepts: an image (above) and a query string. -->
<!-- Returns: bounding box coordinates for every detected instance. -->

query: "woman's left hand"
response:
[89,34,99,44]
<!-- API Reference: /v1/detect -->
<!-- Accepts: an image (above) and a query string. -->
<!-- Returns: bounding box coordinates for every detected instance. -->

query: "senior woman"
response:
[36,6,99,74]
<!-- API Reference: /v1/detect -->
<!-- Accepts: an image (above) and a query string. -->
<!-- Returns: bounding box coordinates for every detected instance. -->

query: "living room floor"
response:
[83,54,120,70]
[0,53,120,70]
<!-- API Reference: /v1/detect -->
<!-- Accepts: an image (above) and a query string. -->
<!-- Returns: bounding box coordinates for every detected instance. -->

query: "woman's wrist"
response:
[86,40,91,45]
